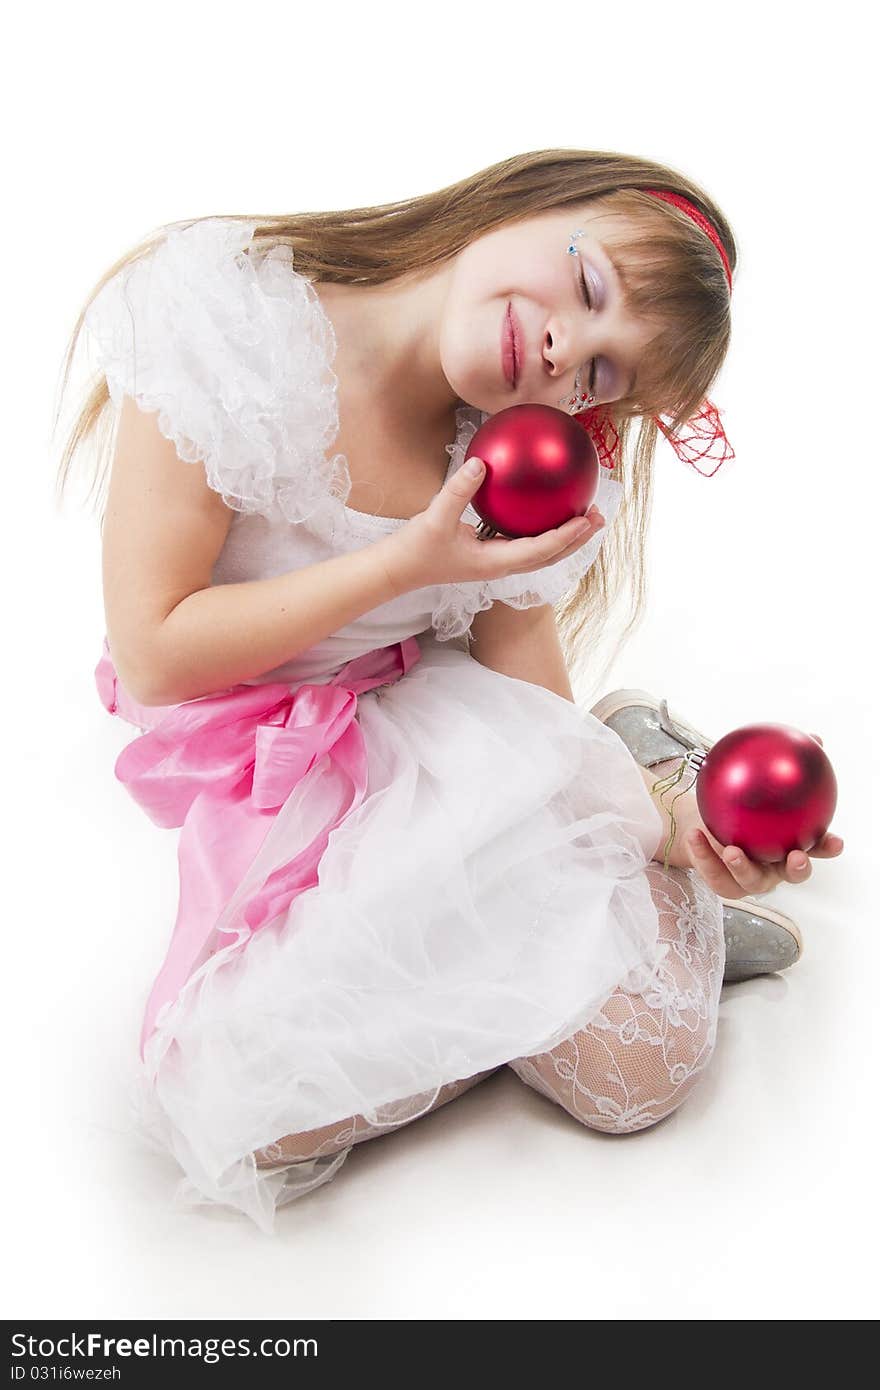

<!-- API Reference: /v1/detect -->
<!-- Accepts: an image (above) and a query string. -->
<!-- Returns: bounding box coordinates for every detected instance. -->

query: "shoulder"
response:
[84,216,333,376]
[84,217,346,524]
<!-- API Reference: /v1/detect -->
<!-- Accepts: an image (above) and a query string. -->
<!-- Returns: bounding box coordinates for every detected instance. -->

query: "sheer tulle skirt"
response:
[248,857,725,1161]
[128,633,669,1233]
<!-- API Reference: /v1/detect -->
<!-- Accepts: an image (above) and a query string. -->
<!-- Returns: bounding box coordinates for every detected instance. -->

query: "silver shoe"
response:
[589,688,804,983]
[718,896,803,981]
[590,687,714,765]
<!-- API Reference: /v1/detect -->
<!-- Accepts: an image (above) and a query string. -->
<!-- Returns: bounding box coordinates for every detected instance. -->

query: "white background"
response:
[4,0,877,1321]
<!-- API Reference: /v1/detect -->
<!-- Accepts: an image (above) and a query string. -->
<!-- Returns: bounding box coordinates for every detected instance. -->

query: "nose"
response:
[544,328,561,375]
[544,321,587,387]
[546,299,595,366]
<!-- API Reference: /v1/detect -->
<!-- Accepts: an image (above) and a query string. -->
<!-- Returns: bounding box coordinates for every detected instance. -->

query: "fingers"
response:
[486,507,606,572]
[569,506,606,548]
[448,460,608,565]
[686,830,756,897]
[784,850,812,880]
[689,831,839,896]
[540,507,606,560]
[807,832,844,857]
[445,457,489,518]
[686,830,794,895]
[718,843,811,888]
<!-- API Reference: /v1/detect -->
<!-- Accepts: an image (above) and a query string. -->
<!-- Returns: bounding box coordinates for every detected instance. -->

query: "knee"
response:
[510,861,723,1135]
[510,996,718,1137]
[595,981,719,1130]
[580,1041,713,1135]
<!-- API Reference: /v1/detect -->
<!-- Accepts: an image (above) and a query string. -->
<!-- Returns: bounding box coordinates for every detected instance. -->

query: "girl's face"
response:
[441,205,658,416]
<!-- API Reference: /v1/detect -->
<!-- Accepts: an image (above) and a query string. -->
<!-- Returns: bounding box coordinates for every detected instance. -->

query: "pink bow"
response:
[94,636,422,1058]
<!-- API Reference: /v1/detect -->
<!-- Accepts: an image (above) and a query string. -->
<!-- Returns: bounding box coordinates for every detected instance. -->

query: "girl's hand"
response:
[379,456,606,594]
[685,732,844,898]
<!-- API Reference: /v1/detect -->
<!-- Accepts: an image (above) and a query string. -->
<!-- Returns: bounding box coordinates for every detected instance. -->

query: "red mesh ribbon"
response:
[577,404,621,472]
[576,399,735,478]
[651,399,735,477]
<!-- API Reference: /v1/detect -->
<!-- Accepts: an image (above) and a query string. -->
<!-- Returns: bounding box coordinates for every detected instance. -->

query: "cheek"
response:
[451,248,498,297]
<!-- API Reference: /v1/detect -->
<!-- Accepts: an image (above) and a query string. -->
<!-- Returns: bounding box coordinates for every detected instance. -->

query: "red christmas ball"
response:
[695,724,838,864]
[465,403,599,539]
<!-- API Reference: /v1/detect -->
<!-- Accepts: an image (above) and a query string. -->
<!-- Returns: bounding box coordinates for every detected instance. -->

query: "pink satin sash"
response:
[94,636,422,1058]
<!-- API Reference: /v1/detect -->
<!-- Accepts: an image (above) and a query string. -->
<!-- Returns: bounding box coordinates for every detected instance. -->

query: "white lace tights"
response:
[253,857,725,1167]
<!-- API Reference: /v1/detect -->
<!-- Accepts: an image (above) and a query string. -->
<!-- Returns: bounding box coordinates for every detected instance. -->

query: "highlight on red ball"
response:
[465,404,599,539]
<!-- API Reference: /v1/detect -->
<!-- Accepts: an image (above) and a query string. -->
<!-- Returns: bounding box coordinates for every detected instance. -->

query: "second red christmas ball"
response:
[695,724,838,864]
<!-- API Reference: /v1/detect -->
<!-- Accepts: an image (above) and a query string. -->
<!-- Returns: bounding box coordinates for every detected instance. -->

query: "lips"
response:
[502,302,519,390]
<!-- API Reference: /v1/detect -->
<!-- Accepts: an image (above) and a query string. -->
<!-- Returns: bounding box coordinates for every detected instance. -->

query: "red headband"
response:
[578,188,734,478]
[645,189,733,291]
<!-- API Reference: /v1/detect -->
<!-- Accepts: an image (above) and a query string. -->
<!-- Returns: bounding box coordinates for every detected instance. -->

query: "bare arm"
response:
[149,543,404,705]
[468,601,575,702]
[105,397,600,707]
[102,397,407,706]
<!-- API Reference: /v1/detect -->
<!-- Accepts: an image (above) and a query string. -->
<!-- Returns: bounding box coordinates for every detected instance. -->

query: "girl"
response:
[55,149,842,1236]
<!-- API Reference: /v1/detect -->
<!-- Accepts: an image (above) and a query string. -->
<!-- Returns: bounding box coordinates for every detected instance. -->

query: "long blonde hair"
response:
[52,148,736,689]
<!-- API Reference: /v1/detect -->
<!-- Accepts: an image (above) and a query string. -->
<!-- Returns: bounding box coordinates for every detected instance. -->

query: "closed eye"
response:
[578,266,592,310]
[577,267,598,395]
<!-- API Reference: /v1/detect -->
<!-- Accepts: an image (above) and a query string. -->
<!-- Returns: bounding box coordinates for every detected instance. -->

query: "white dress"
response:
[85,216,668,1234]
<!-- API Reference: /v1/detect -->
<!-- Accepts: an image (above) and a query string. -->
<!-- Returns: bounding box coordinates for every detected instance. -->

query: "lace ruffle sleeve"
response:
[83,216,349,524]
[431,406,623,642]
